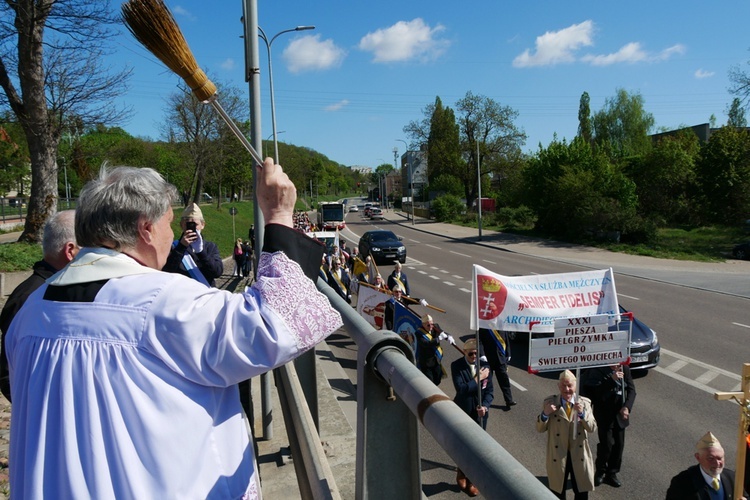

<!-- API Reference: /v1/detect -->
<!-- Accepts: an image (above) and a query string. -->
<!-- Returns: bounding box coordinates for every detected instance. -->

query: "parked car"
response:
[202,192,213,201]
[349,205,359,212]
[618,305,660,370]
[732,241,750,260]
[359,230,406,264]
[370,208,384,220]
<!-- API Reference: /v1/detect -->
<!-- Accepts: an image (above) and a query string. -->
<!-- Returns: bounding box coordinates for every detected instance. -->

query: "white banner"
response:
[529,329,630,373]
[470,265,619,332]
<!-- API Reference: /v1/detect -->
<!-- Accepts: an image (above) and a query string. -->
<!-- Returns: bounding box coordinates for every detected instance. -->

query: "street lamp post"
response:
[395,139,415,225]
[264,130,285,158]
[477,140,483,241]
[258,25,315,163]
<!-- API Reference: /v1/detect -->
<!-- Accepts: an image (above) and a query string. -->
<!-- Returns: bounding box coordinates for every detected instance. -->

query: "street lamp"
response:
[58,156,70,207]
[264,130,285,158]
[395,139,415,225]
[258,25,315,162]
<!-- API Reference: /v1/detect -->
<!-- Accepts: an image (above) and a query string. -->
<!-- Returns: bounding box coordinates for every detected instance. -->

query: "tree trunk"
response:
[18,133,59,243]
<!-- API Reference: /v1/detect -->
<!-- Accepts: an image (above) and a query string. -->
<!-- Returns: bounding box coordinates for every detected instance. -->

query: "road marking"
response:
[418,270,428,275]
[510,379,528,392]
[618,293,640,301]
[440,269,449,274]
[426,244,441,250]
[430,266,439,270]
[408,239,421,244]
[482,259,496,265]
[450,251,471,258]
[430,275,440,280]
[459,288,472,293]
[733,322,750,329]
[653,348,741,395]
[444,282,455,286]
[452,275,464,280]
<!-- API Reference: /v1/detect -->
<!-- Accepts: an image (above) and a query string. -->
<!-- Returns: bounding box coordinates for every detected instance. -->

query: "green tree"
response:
[523,137,637,239]
[455,91,526,208]
[628,130,700,225]
[0,0,132,242]
[577,91,592,144]
[727,98,747,128]
[426,97,462,184]
[696,126,750,224]
[592,88,654,159]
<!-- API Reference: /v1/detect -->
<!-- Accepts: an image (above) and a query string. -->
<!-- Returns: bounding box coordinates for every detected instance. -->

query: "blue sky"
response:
[114,0,750,168]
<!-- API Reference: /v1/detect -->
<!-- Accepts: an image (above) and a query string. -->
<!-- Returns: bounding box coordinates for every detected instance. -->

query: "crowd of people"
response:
[2,189,748,498]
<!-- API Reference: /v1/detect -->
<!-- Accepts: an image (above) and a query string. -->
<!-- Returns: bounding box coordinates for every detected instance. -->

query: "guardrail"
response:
[282,278,558,500]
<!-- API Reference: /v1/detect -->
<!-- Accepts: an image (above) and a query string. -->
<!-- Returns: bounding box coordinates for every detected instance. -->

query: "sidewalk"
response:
[383,210,750,298]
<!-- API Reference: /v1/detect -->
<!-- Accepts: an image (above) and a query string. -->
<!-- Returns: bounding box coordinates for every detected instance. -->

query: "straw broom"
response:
[121,0,264,166]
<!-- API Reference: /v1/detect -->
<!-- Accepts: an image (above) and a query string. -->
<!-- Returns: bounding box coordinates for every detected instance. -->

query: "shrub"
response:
[432,195,464,222]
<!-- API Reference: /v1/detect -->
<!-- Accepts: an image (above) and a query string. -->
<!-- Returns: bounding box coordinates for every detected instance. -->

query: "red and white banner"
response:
[470,265,619,332]
[356,284,390,329]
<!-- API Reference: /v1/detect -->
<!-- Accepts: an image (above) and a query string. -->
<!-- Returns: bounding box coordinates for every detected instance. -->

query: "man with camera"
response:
[163,203,223,287]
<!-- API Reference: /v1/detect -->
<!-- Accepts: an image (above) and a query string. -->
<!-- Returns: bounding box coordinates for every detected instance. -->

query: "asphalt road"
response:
[328,204,750,499]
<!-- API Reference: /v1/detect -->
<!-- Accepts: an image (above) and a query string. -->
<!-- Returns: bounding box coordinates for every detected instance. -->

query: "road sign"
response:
[229,207,238,216]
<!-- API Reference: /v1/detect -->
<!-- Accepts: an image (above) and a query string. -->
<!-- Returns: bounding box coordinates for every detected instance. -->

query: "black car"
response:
[359,230,406,264]
[617,305,660,370]
[733,241,750,260]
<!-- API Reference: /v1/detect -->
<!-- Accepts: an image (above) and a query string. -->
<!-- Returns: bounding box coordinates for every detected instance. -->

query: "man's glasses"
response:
[466,351,478,357]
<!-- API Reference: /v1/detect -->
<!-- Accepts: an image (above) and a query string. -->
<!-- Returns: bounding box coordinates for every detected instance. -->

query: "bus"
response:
[317,202,346,230]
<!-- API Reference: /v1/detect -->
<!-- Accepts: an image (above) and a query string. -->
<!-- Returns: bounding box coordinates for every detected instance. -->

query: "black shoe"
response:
[594,472,605,486]
[604,473,621,487]
[506,400,517,407]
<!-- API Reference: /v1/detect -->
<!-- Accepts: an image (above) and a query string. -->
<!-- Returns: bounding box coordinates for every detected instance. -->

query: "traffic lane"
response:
[390,224,750,384]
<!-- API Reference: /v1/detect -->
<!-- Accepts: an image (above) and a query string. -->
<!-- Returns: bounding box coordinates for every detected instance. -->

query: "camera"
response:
[186,221,197,232]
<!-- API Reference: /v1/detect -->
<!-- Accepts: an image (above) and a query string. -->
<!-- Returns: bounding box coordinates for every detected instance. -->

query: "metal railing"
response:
[280,279,558,500]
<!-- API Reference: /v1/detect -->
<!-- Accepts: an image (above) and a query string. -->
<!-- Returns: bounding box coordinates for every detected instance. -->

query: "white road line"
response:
[430,266,439,270]
[408,239,421,243]
[733,322,750,329]
[450,251,471,258]
[440,269,449,274]
[459,288,472,293]
[510,379,527,392]
[452,275,464,280]
[695,371,719,385]
[660,348,741,380]
[444,282,455,286]
[426,244,441,250]
[618,293,640,301]
[482,260,496,265]
[430,275,440,280]
[418,270,428,275]
[665,359,688,372]
[652,367,726,396]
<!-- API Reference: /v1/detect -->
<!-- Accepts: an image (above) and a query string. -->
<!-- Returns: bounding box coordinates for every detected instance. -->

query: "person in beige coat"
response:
[536,370,597,499]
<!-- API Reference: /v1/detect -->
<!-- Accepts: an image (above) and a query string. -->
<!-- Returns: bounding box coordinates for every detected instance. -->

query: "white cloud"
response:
[325,99,350,112]
[581,42,685,66]
[283,35,346,74]
[358,18,449,63]
[695,68,715,79]
[513,20,594,68]
[172,6,195,21]
[220,58,234,71]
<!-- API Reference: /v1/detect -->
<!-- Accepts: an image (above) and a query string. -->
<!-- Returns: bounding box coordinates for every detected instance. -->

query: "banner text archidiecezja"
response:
[470,265,619,333]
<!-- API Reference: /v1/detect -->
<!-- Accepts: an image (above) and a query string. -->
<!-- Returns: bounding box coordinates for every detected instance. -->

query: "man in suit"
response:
[326,256,352,303]
[478,328,516,408]
[387,262,410,296]
[581,363,636,488]
[537,370,597,499]
[666,432,745,500]
[163,203,223,287]
[451,338,493,497]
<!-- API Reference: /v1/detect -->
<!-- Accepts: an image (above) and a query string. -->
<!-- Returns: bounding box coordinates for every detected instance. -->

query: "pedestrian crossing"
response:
[653,348,742,394]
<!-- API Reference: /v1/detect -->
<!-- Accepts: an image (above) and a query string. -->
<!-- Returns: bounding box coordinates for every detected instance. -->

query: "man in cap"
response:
[163,202,223,287]
[666,432,744,499]
[537,369,597,499]
[416,314,454,386]
[451,338,493,496]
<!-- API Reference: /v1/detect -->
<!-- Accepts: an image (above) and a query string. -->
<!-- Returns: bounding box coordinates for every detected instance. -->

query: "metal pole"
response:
[477,140,482,241]
[396,140,415,225]
[242,0,270,439]
[258,26,314,164]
